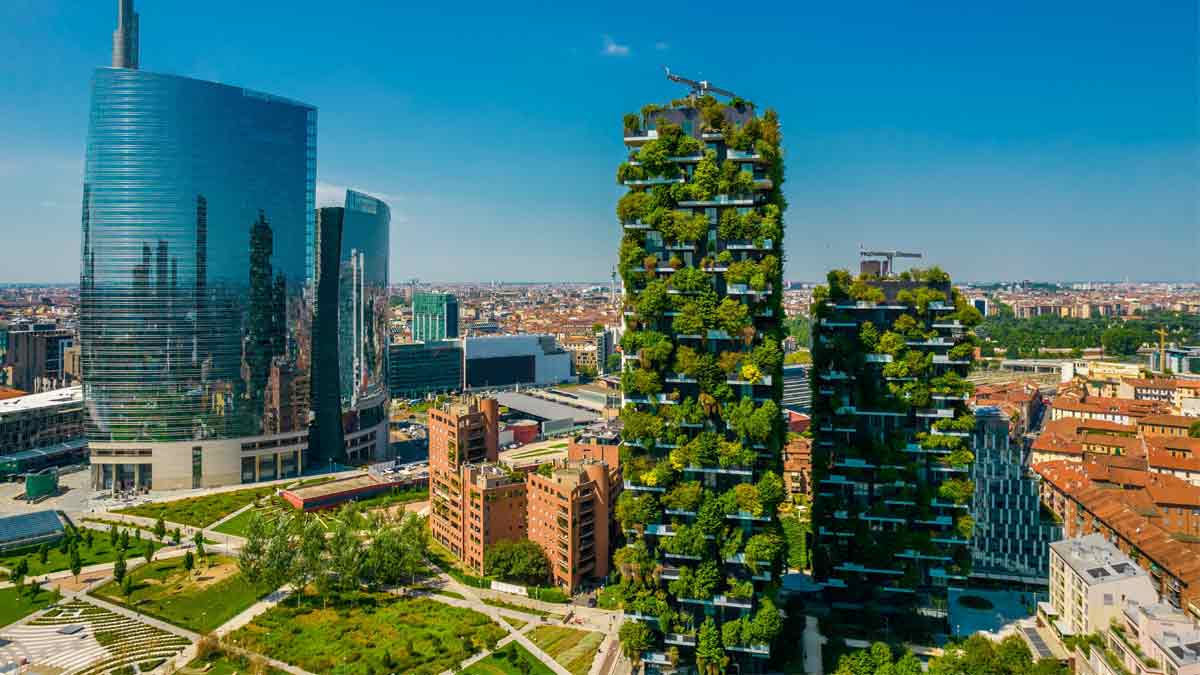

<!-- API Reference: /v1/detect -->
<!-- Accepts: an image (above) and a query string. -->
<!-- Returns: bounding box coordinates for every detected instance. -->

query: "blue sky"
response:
[0,0,1195,283]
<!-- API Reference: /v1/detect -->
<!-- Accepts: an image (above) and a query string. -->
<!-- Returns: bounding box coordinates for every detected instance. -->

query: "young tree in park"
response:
[26,577,42,599]
[262,514,295,591]
[237,512,269,585]
[292,518,326,603]
[183,550,195,574]
[84,529,94,548]
[113,552,127,585]
[70,546,82,583]
[484,540,549,585]
[109,524,119,546]
[144,540,156,564]
[38,543,49,565]
[154,517,167,540]
[194,532,206,565]
[118,529,130,551]
[11,557,29,590]
[328,521,364,595]
[121,573,135,598]
[171,528,181,546]
[398,513,430,583]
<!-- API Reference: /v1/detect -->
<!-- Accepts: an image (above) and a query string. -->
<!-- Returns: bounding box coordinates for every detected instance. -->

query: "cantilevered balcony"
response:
[678,194,758,207]
[665,633,697,647]
[727,644,771,657]
[622,176,685,187]
[623,129,658,145]
[622,480,666,493]
[833,563,904,577]
[726,148,762,161]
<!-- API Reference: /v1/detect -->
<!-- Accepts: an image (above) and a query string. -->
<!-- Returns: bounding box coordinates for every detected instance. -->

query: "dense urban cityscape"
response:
[0,2,1196,675]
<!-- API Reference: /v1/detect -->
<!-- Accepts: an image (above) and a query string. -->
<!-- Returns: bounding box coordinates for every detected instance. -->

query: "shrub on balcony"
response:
[635,280,670,321]
[942,449,975,468]
[663,524,708,558]
[721,528,744,561]
[723,616,751,648]
[716,299,750,335]
[696,619,726,674]
[617,191,652,223]
[619,621,654,665]
[616,492,660,532]
[672,300,707,335]
[693,561,722,599]
[731,483,764,517]
[696,498,725,537]
[623,112,640,133]
[849,279,885,304]
[749,597,784,644]
[718,440,756,468]
[749,338,782,374]
[686,150,720,200]
[897,287,948,315]
[724,398,778,444]
[622,330,673,369]
[739,363,763,384]
[956,514,975,539]
[947,341,976,362]
[613,543,657,589]
[668,565,695,598]
[744,532,784,569]
[726,578,754,599]
[617,162,647,184]
[757,472,785,511]
[621,407,664,445]
[938,479,975,505]
[663,482,705,512]
[622,368,662,397]
[716,250,734,265]
[669,267,709,293]
[934,414,976,434]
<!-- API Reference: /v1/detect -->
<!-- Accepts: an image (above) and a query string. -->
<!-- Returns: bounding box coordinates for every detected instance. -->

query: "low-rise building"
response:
[0,386,85,477]
[1046,534,1158,638]
[1140,414,1196,439]
[1051,395,1172,426]
[1098,601,1197,675]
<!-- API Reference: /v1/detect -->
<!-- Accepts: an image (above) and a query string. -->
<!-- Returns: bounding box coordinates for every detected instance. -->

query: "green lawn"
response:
[212,496,291,538]
[528,625,604,675]
[465,642,555,675]
[94,554,273,633]
[185,650,288,675]
[115,485,277,528]
[229,593,506,675]
[500,614,529,630]
[481,597,557,619]
[0,536,129,576]
[0,586,57,627]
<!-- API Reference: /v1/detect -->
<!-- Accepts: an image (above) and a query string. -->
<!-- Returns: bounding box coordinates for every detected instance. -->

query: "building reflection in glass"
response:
[80,67,315,488]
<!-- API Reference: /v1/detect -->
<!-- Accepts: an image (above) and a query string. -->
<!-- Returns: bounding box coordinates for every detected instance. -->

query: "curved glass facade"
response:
[80,67,316,446]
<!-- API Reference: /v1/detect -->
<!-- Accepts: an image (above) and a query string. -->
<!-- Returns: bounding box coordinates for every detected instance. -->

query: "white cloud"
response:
[602,36,630,57]
[654,41,670,51]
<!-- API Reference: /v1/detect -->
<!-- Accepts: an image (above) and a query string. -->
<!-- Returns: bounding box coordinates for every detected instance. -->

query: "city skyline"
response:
[0,0,1196,285]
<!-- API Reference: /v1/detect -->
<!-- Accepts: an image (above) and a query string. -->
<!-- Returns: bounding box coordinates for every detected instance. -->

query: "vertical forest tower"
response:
[614,84,787,673]
[811,268,982,641]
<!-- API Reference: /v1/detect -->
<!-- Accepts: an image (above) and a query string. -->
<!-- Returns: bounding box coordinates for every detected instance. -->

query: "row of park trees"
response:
[236,509,429,604]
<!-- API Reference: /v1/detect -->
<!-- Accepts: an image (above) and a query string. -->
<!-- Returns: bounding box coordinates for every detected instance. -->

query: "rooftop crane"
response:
[664,67,738,100]
[859,247,923,277]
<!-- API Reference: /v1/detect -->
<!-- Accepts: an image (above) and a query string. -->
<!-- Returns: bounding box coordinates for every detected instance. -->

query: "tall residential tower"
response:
[810,267,982,641]
[613,87,787,673]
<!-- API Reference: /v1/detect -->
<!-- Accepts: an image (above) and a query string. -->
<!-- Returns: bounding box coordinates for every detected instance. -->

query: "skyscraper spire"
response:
[112,0,138,69]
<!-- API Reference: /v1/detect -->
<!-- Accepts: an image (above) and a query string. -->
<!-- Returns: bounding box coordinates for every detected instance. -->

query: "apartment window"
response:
[1103,593,1113,606]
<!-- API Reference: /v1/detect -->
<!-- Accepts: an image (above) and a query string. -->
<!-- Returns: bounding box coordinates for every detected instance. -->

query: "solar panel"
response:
[0,510,65,548]
[1023,627,1053,659]
[1112,563,1133,574]
[1087,567,1111,579]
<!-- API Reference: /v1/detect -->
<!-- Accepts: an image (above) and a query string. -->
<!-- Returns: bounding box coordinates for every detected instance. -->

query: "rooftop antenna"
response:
[859,246,923,277]
[664,66,738,100]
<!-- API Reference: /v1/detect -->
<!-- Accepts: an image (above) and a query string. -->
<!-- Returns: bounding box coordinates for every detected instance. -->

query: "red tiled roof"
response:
[1139,414,1196,429]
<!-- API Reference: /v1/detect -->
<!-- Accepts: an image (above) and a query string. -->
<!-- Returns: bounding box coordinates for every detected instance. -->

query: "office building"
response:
[0,387,86,477]
[310,191,391,466]
[595,328,616,374]
[1045,534,1157,637]
[970,406,1061,585]
[462,334,571,389]
[388,340,464,398]
[4,327,74,393]
[782,363,811,411]
[82,2,316,490]
[614,93,786,670]
[412,292,459,342]
[811,268,980,638]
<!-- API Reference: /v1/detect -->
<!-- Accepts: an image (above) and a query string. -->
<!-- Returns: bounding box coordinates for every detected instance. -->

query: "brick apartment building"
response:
[527,458,613,592]
[428,397,619,591]
[1049,395,1172,426]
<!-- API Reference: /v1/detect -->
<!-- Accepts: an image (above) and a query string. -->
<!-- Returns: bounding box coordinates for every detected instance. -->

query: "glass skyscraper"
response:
[81,65,317,490]
[411,292,459,342]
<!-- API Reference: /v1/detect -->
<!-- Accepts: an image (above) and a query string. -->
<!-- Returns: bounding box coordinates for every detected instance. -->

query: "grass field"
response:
[480,597,557,619]
[115,485,278,528]
[528,625,604,675]
[0,536,128,576]
[499,614,528,630]
[229,593,506,675]
[94,554,272,633]
[0,586,57,628]
[211,496,290,538]
[184,650,288,675]
[464,642,555,675]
